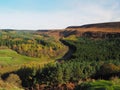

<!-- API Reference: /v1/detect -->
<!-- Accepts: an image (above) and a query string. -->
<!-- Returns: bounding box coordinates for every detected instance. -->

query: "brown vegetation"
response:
[36,22,120,39]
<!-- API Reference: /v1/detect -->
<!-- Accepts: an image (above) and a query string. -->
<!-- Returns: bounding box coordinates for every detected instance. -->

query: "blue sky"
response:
[0,0,120,29]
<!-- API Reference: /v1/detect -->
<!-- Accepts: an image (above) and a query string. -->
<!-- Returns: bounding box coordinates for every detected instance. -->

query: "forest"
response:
[0,30,66,58]
[0,30,120,90]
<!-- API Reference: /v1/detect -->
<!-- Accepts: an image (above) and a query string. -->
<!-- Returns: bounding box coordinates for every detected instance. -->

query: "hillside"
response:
[35,22,120,38]
[67,22,120,29]
[0,22,120,90]
[61,22,120,38]
[36,29,63,39]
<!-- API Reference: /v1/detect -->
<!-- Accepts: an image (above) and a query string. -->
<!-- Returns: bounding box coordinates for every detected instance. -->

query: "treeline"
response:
[17,61,98,87]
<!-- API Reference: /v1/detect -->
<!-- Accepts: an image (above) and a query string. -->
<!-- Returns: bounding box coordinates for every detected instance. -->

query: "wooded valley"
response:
[0,22,120,90]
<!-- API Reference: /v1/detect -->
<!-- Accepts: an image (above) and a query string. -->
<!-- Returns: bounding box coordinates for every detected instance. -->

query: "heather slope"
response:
[60,22,120,38]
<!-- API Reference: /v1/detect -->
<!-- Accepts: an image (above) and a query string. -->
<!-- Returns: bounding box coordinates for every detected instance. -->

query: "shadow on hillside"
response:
[56,39,76,62]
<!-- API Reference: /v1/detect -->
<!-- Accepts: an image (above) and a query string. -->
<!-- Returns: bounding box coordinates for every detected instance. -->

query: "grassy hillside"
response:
[0,49,55,74]
[76,80,120,90]
[0,49,40,65]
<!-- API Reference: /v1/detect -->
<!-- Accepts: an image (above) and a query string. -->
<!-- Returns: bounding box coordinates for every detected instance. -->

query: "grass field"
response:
[0,49,48,65]
[0,49,55,73]
[78,80,120,90]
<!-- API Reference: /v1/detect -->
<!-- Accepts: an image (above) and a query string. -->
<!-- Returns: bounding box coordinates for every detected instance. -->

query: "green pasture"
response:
[77,80,120,90]
[0,49,54,73]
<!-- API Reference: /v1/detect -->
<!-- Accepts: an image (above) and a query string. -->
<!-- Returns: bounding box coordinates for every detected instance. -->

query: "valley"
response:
[0,22,120,90]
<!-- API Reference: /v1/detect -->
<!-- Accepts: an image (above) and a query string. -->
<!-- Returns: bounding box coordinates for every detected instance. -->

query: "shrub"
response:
[5,73,22,88]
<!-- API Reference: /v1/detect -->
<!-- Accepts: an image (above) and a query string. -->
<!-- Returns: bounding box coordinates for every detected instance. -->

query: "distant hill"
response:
[67,22,120,29]
[36,22,120,38]
[61,22,120,38]
[36,29,64,39]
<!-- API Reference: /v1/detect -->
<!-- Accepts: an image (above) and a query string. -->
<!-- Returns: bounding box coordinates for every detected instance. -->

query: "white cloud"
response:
[0,0,120,29]
[0,11,83,29]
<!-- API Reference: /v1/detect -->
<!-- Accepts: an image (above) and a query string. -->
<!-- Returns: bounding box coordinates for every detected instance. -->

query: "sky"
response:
[0,0,120,29]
